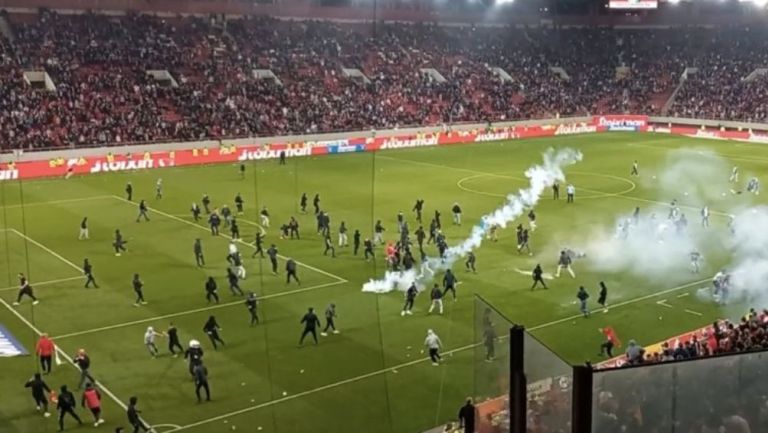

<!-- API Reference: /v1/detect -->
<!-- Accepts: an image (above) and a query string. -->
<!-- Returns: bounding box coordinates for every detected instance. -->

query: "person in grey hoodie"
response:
[424,329,443,366]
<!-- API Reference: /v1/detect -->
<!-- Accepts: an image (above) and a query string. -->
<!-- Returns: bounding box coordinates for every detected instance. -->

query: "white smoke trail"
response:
[724,206,768,307]
[362,148,583,293]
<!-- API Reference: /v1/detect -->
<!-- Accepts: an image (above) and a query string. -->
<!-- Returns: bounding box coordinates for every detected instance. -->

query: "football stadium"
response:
[1,1,768,433]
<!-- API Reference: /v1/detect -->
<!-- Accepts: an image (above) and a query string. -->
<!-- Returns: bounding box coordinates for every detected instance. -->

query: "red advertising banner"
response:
[593,115,649,132]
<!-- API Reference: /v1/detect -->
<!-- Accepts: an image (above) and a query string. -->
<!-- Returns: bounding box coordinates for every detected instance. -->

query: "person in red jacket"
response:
[36,333,55,375]
[81,383,105,426]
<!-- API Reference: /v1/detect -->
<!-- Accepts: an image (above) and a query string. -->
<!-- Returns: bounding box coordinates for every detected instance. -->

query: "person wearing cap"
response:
[74,349,95,390]
[424,329,443,366]
[82,383,105,426]
[24,372,51,417]
[184,340,204,377]
[36,333,55,375]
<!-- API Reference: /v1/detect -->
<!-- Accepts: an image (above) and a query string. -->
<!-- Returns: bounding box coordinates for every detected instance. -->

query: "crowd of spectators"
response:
[1,11,768,150]
[593,309,768,433]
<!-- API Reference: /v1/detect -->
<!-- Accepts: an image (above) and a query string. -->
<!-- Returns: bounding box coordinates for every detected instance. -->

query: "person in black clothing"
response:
[458,398,477,433]
[132,274,147,306]
[57,385,82,431]
[25,373,51,417]
[191,202,201,221]
[127,396,149,433]
[442,270,458,301]
[125,182,133,201]
[83,259,98,288]
[598,281,608,309]
[427,219,437,244]
[465,252,476,273]
[363,238,374,261]
[599,329,614,357]
[230,218,240,240]
[245,292,259,325]
[208,212,220,236]
[194,239,205,266]
[401,283,417,316]
[323,234,336,258]
[279,150,286,165]
[313,194,320,215]
[552,182,560,200]
[252,232,264,258]
[299,307,321,346]
[14,273,39,306]
[167,323,183,356]
[434,210,442,230]
[193,363,211,402]
[205,277,219,304]
[531,264,548,290]
[239,163,245,179]
[267,244,278,274]
[289,217,300,239]
[483,321,496,361]
[286,258,300,285]
[136,200,149,222]
[113,229,127,256]
[201,194,211,214]
[321,303,338,336]
[78,217,89,240]
[234,193,244,215]
[300,193,308,214]
[415,225,425,250]
[184,341,204,377]
[74,349,95,390]
[353,230,361,255]
[413,199,424,223]
[226,268,244,296]
[203,316,225,350]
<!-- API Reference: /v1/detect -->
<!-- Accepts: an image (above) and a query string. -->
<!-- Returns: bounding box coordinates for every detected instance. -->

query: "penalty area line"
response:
[0,275,83,292]
[166,277,709,432]
[52,280,344,340]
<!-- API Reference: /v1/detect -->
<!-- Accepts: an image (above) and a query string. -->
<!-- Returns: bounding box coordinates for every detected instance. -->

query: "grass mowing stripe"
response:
[52,280,345,340]
[168,277,709,432]
[109,196,348,284]
[0,275,84,292]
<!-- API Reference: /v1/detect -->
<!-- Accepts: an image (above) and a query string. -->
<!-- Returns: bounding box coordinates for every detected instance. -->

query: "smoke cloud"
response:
[362,147,583,294]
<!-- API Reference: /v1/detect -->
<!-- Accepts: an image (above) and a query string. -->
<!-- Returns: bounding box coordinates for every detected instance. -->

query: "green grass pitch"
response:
[0,132,763,433]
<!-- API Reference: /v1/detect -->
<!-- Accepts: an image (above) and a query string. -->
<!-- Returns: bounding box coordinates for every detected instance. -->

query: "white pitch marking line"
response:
[684,309,703,317]
[52,280,344,340]
[167,277,709,432]
[0,195,113,209]
[0,275,83,292]
[8,228,83,273]
[0,296,154,429]
[677,292,690,298]
[656,299,673,309]
[109,196,348,284]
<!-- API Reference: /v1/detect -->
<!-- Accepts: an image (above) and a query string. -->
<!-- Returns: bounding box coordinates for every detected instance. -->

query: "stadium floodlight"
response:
[754,0,768,7]
[497,0,515,5]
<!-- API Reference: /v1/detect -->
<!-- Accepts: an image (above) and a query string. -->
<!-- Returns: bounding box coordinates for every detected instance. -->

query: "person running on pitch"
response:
[286,258,300,285]
[245,292,259,326]
[167,322,183,357]
[267,244,278,274]
[193,363,210,402]
[428,284,444,315]
[56,385,83,431]
[252,232,265,258]
[203,316,225,350]
[205,276,219,304]
[13,273,39,306]
[25,372,52,418]
[73,349,95,390]
[321,303,339,336]
[401,282,418,316]
[83,259,98,288]
[226,268,244,296]
[531,264,548,290]
[143,326,162,358]
[113,229,127,256]
[136,199,150,222]
[78,217,89,240]
[194,238,205,267]
[132,273,147,307]
[465,251,477,273]
[597,281,608,310]
[577,286,590,318]
[81,382,105,426]
[191,202,201,221]
[127,396,150,433]
[556,250,576,278]
[442,269,458,301]
[425,329,443,366]
[299,307,321,346]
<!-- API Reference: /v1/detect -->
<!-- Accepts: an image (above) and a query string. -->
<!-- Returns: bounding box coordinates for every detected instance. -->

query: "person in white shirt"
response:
[566,184,575,203]
[144,326,162,357]
[701,206,710,227]
[424,329,443,366]
[729,166,739,183]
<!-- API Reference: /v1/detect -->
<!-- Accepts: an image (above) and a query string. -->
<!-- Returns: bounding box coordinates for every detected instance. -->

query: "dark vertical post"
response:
[509,325,526,433]
[571,365,594,433]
